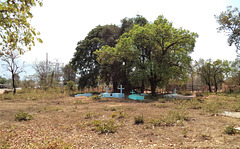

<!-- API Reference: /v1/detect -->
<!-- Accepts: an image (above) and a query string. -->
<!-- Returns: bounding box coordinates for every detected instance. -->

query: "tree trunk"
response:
[213,76,218,93]
[113,81,118,93]
[141,80,145,93]
[12,73,16,95]
[149,77,157,96]
[207,83,212,92]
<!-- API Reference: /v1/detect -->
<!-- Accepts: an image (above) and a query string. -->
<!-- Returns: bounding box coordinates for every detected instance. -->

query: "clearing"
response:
[1,95,240,148]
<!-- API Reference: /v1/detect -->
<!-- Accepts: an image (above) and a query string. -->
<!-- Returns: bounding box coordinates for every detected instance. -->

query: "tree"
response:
[33,60,63,87]
[62,64,76,85]
[195,59,231,92]
[71,25,121,90]
[96,15,198,95]
[1,51,24,94]
[0,0,43,56]
[216,6,240,55]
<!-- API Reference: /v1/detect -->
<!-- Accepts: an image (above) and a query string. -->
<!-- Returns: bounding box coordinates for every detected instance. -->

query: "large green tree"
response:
[0,0,43,56]
[70,25,121,90]
[216,6,240,55]
[96,15,198,95]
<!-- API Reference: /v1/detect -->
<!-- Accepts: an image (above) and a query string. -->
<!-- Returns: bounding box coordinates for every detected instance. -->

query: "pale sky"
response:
[1,0,240,79]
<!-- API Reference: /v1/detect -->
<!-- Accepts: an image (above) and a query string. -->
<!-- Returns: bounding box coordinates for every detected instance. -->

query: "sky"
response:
[1,0,240,79]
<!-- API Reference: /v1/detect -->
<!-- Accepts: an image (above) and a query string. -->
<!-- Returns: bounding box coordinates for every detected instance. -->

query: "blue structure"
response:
[75,93,92,97]
[128,90,145,100]
[100,85,125,98]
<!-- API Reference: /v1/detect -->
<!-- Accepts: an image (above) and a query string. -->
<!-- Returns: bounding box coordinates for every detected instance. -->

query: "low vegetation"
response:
[1,88,240,148]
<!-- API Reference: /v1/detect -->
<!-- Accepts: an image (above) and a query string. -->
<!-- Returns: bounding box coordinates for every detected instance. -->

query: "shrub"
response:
[118,111,126,119]
[162,110,189,126]
[91,95,101,101]
[134,115,144,124]
[85,112,92,119]
[65,81,77,94]
[224,125,239,135]
[150,119,162,126]
[93,120,117,134]
[15,110,33,121]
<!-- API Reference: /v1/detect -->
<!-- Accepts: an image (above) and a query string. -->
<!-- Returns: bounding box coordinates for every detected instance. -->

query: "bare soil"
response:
[1,96,240,148]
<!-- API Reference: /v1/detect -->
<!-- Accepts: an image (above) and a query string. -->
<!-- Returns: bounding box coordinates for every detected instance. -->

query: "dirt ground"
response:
[1,96,240,148]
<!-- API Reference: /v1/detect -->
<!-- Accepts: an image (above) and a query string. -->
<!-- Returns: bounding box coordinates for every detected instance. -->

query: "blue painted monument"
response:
[100,85,125,98]
[75,93,92,97]
[128,90,144,100]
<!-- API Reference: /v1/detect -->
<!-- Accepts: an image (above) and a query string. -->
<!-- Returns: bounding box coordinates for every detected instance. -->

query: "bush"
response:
[118,111,126,119]
[162,110,189,126]
[134,115,144,124]
[65,81,77,93]
[224,125,239,135]
[85,112,92,119]
[15,110,33,121]
[93,120,117,134]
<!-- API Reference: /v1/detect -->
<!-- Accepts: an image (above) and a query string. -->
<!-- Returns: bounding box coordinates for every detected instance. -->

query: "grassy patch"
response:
[15,110,33,121]
[92,120,117,134]
[134,115,144,125]
[224,125,239,135]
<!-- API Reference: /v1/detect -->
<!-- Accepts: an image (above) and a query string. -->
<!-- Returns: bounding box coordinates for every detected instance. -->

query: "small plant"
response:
[93,120,117,134]
[91,95,101,101]
[162,110,189,126]
[134,115,144,124]
[85,112,92,119]
[15,110,33,121]
[224,125,239,135]
[118,111,126,119]
[111,113,117,118]
[150,119,162,126]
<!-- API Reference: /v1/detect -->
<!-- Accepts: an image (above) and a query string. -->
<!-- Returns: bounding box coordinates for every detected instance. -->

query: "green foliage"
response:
[84,112,92,119]
[71,25,121,89]
[162,110,189,126]
[118,111,126,119]
[62,64,76,85]
[65,80,77,93]
[0,0,43,55]
[15,110,33,121]
[224,125,239,135]
[95,15,198,95]
[92,120,117,134]
[195,59,231,93]
[134,115,144,124]
[216,6,240,54]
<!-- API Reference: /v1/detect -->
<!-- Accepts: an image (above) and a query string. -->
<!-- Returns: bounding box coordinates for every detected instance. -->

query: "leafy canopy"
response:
[95,15,198,95]
[216,6,240,55]
[0,0,43,56]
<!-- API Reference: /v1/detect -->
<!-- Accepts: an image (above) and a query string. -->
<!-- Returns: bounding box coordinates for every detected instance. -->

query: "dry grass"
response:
[1,90,240,148]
